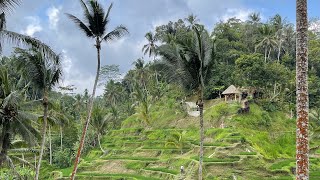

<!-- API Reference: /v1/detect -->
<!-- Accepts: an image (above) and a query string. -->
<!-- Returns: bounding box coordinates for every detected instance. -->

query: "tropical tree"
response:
[296,0,309,179]
[0,67,39,168]
[255,24,277,62]
[66,1,128,178]
[14,48,62,180]
[158,24,213,179]
[90,105,111,154]
[142,32,158,59]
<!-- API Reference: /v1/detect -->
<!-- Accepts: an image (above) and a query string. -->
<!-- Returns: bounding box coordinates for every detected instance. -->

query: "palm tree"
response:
[142,32,158,59]
[14,48,62,180]
[255,24,277,63]
[103,80,123,107]
[271,14,288,62]
[90,105,111,154]
[158,25,213,180]
[296,0,309,179]
[0,67,39,167]
[132,58,149,90]
[248,12,261,24]
[66,1,128,178]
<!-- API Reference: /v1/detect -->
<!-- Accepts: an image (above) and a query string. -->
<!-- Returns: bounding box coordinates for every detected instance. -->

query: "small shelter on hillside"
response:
[222,85,240,101]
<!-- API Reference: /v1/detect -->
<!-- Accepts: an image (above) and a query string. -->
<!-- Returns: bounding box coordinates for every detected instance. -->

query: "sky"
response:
[3,0,320,95]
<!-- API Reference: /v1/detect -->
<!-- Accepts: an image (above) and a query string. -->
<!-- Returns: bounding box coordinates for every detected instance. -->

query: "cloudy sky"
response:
[4,0,320,95]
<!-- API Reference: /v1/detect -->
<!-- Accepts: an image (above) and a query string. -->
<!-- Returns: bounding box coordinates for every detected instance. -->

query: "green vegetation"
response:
[0,0,319,180]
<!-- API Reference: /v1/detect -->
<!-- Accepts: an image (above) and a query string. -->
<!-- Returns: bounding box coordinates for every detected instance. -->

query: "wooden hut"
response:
[222,85,240,101]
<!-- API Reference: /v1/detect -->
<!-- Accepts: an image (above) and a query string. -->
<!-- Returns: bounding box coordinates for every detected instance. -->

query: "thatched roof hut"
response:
[222,85,240,101]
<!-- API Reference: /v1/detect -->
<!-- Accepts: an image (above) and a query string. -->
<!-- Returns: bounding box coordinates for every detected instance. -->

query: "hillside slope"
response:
[46,100,320,180]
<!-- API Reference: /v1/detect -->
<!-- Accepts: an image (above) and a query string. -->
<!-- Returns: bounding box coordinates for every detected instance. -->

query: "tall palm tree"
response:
[255,24,278,63]
[296,0,309,179]
[66,1,128,178]
[142,32,158,59]
[14,48,62,180]
[158,25,213,180]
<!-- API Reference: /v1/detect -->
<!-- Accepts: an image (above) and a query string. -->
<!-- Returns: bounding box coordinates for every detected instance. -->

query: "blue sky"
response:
[4,0,320,95]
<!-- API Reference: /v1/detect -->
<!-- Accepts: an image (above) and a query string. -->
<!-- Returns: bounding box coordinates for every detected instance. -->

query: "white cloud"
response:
[221,8,253,22]
[21,16,42,36]
[47,6,61,29]
[309,20,320,32]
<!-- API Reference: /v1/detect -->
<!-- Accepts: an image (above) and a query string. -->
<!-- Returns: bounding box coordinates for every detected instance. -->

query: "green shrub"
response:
[53,149,73,168]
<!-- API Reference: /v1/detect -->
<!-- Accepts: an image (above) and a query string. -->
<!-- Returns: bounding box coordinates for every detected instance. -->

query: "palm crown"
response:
[66,0,128,49]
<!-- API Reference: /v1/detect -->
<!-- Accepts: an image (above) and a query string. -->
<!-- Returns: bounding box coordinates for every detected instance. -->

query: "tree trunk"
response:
[264,47,267,63]
[49,125,52,165]
[70,40,101,180]
[198,100,204,180]
[97,133,105,153]
[278,39,282,62]
[0,120,10,166]
[35,90,49,180]
[22,153,25,168]
[60,127,63,151]
[296,0,309,179]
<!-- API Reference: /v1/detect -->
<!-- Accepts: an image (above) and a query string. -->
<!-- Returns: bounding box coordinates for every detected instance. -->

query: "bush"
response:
[53,149,73,168]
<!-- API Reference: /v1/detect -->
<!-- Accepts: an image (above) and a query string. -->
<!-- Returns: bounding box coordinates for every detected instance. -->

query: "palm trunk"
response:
[60,127,63,150]
[22,153,25,168]
[198,100,204,180]
[268,47,271,60]
[34,154,36,169]
[0,120,10,166]
[278,40,282,62]
[198,60,205,179]
[49,125,52,165]
[97,133,105,153]
[35,90,48,180]
[71,40,101,180]
[264,47,267,63]
[296,0,309,179]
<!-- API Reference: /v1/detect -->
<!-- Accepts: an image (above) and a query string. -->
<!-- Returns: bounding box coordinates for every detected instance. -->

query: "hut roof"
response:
[222,85,240,95]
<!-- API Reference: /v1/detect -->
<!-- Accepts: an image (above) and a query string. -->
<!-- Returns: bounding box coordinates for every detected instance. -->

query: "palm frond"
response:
[0,0,20,12]
[102,25,129,42]
[65,13,93,37]
[0,12,6,30]
[10,155,34,168]
[0,30,58,59]
[88,0,105,36]
[103,2,113,27]
[79,0,93,24]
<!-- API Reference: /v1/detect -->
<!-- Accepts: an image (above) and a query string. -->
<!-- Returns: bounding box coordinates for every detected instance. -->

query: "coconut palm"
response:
[90,105,111,154]
[255,24,278,63]
[0,67,39,167]
[66,1,128,178]
[158,25,214,180]
[248,12,261,24]
[142,32,158,59]
[103,80,123,107]
[296,0,309,179]
[14,48,62,180]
